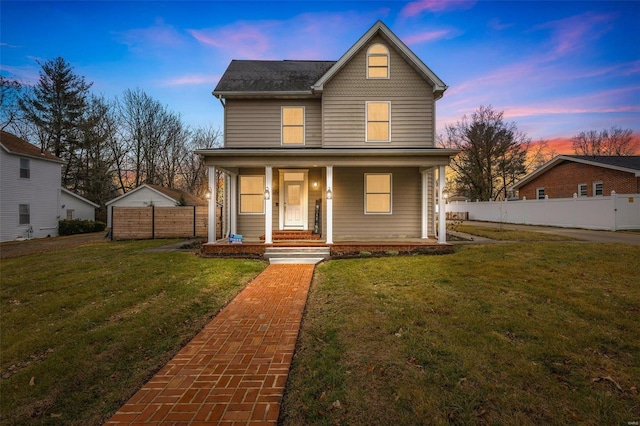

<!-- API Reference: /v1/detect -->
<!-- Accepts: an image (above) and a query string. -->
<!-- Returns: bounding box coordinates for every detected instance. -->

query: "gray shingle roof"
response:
[214,60,336,94]
[568,155,640,171]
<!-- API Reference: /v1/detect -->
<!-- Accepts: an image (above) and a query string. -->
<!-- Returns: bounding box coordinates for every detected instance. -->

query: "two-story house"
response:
[0,130,98,242]
[1,131,66,241]
[197,21,458,250]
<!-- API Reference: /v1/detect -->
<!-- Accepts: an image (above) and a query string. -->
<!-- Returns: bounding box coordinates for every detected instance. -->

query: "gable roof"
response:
[106,183,207,206]
[61,188,100,208]
[213,20,447,99]
[510,155,640,190]
[312,21,447,98]
[0,130,65,163]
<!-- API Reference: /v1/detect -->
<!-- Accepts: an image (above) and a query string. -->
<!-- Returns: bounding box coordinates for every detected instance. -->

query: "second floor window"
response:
[537,188,545,199]
[20,158,30,179]
[239,175,265,214]
[282,107,305,145]
[366,102,391,142]
[367,44,389,79]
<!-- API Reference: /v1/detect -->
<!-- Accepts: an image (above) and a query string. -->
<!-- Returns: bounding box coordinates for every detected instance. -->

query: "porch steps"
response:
[260,230,321,241]
[264,246,330,264]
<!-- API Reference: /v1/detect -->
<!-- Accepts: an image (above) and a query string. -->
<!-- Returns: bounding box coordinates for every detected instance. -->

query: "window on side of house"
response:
[239,175,265,214]
[19,204,30,225]
[66,209,75,220]
[367,43,389,79]
[593,181,603,196]
[20,158,30,179]
[578,183,587,197]
[366,102,391,142]
[365,173,392,214]
[536,188,545,199]
[282,107,305,145]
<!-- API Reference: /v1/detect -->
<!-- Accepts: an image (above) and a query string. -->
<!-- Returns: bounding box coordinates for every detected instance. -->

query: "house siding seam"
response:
[518,161,640,199]
[322,35,434,148]
[225,99,322,148]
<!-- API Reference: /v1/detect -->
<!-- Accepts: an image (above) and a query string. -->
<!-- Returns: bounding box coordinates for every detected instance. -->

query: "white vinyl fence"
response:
[446,192,640,231]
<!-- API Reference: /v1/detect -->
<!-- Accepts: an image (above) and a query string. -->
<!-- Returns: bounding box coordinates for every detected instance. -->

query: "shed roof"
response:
[0,130,64,163]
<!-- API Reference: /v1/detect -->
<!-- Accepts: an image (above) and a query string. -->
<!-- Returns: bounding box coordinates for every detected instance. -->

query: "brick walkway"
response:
[105,264,315,426]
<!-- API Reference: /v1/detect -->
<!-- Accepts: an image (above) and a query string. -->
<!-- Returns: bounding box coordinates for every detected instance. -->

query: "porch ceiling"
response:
[196,147,459,168]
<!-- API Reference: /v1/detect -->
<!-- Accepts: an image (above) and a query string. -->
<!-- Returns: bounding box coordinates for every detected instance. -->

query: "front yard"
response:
[281,242,640,425]
[1,236,638,425]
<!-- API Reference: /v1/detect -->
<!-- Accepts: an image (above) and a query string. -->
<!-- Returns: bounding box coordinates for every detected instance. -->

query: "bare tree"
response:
[572,127,638,156]
[443,105,530,201]
[179,125,223,197]
[0,76,23,132]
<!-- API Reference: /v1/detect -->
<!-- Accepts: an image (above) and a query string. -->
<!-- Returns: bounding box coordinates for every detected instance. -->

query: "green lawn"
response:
[280,243,640,425]
[3,239,639,425]
[1,239,266,425]
[454,224,576,241]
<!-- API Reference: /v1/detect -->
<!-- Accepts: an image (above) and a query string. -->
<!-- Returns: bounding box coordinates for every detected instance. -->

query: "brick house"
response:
[510,155,640,200]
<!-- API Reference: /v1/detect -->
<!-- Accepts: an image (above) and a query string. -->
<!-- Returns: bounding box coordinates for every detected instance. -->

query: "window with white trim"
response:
[536,188,545,199]
[365,173,392,214]
[239,176,265,214]
[578,183,587,197]
[593,181,603,196]
[20,158,30,179]
[19,204,30,225]
[366,102,390,142]
[282,107,305,145]
[367,44,389,79]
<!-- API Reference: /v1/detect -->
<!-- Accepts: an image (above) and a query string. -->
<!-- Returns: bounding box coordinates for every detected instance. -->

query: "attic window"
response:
[367,44,389,79]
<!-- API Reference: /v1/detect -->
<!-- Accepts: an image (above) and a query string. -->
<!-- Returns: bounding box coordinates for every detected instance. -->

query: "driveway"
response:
[463,221,640,246]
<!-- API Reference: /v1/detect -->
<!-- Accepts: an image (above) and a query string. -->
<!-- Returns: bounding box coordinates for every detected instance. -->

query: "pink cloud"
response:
[403,29,453,45]
[188,10,389,60]
[533,12,616,59]
[161,74,222,87]
[400,0,476,17]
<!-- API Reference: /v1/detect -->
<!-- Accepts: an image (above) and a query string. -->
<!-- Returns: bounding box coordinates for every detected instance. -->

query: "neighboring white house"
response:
[105,183,207,228]
[60,188,99,221]
[1,131,65,241]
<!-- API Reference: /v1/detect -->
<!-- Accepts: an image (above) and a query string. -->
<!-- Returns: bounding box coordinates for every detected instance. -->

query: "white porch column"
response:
[438,165,447,244]
[229,172,237,235]
[326,165,333,244]
[421,169,430,239]
[264,166,273,244]
[208,166,217,243]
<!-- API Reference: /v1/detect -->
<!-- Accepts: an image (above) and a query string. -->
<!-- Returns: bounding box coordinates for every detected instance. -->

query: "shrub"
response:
[59,220,106,236]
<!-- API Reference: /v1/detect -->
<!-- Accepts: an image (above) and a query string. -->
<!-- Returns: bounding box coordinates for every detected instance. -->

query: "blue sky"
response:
[2,0,639,152]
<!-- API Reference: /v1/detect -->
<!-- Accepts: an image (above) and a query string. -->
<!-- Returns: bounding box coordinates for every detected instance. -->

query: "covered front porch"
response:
[197,148,457,257]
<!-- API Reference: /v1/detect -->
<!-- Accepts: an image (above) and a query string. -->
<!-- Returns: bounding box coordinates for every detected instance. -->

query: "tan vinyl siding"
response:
[225,99,321,148]
[332,167,422,238]
[323,35,435,148]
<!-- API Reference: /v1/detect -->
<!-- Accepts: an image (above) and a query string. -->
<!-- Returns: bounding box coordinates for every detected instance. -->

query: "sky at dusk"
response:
[1,0,639,153]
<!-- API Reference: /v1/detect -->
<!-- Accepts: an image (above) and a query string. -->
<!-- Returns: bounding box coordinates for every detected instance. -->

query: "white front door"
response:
[280,170,308,230]
[284,181,304,228]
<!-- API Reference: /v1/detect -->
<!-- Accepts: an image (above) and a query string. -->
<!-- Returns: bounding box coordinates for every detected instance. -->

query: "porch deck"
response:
[201,237,453,258]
